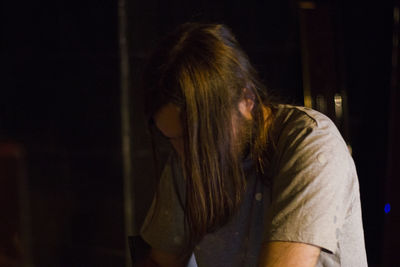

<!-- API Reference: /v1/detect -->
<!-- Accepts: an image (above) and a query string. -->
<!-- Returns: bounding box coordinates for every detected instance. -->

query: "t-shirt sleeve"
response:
[263,115,357,253]
[140,155,187,254]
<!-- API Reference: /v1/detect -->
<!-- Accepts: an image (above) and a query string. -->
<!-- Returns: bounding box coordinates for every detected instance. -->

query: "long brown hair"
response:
[143,22,274,255]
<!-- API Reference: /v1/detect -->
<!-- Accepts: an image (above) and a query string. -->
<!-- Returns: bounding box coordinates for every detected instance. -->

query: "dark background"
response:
[1,0,398,266]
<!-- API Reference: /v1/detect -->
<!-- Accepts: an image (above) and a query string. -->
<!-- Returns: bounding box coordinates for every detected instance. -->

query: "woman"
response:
[138,23,367,267]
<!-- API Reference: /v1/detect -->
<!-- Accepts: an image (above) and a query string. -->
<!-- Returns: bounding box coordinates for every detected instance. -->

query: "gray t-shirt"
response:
[140,105,368,267]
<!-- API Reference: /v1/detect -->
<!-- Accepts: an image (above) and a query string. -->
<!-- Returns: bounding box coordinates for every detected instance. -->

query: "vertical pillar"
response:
[383,2,400,266]
[118,0,134,265]
[298,1,349,141]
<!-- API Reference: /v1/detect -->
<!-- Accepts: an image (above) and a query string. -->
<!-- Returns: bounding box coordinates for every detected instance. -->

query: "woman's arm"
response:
[258,241,320,267]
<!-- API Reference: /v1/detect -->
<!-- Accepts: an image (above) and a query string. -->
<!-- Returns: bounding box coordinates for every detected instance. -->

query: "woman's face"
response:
[153,97,255,159]
[153,103,184,158]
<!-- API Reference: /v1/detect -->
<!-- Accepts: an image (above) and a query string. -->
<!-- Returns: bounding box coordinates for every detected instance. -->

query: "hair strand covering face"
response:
[142,22,275,257]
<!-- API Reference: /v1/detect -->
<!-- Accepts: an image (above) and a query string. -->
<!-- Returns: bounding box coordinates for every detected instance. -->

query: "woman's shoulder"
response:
[268,104,349,164]
[272,104,342,139]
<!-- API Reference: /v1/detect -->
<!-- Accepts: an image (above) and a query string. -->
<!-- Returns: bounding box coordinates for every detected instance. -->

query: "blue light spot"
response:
[384,203,391,214]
